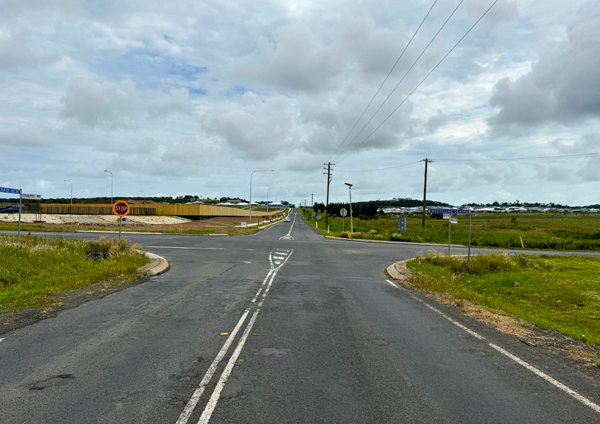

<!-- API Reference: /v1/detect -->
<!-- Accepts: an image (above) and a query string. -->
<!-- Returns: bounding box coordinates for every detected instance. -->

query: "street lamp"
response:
[64,179,72,216]
[267,186,281,216]
[345,183,354,234]
[249,170,273,223]
[104,170,113,207]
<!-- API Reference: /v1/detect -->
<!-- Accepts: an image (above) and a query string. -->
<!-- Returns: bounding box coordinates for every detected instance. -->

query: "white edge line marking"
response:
[175,308,251,424]
[0,338,4,343]
[198,309,260,424]
[384,279,600,415]
[488,343,600,414]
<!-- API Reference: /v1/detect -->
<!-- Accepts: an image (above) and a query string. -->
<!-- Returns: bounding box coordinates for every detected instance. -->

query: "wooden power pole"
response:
[422,158,430,229]
[324,162,334,227]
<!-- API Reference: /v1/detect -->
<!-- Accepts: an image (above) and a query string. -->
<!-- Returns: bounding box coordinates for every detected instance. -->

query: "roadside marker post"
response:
[428,209,470,256]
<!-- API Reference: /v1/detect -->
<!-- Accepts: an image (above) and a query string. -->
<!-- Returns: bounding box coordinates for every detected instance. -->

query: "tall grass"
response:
[0,235,148,313]
[301,210,600,251]
[407,252,600,344]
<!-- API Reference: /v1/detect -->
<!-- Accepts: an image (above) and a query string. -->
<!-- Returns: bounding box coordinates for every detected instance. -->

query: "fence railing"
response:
[41,205,159,216]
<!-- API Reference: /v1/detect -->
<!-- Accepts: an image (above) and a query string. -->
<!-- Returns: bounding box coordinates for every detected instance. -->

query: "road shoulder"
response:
[386,257,600,377]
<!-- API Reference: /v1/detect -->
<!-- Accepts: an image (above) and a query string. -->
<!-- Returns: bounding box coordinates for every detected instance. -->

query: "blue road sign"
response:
[398,217,406,232]
[0,187,21,195]
[427,208,470,214]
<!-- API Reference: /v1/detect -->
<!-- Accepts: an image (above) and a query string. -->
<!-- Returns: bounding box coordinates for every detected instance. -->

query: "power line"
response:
[331,0,464,163]
[327,0,439,163]
[433,152,600,163]
[337,0,499,164]
[336,160,423,173]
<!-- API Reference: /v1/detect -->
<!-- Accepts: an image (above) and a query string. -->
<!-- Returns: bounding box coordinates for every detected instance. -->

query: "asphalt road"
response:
[1,212,600,423]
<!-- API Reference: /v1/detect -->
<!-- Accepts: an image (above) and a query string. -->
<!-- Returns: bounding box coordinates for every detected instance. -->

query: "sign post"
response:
[428,209,470,256]
[340,208,347,232]
[1,187,23,237]
[112,200,130,239]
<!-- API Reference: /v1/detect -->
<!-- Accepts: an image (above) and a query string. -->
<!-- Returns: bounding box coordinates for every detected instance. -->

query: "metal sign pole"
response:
[448,214,451,254]
[119,216,122,239]
[468,211,472,261]
[18,189,22,238]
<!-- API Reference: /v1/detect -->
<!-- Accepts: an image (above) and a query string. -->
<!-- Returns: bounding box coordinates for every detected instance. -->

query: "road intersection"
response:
[1,211,600,423]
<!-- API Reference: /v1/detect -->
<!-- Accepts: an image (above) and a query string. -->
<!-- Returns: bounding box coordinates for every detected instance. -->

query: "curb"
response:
[139,252,170,276]
[325,235,465,248]
[386,259,413,282]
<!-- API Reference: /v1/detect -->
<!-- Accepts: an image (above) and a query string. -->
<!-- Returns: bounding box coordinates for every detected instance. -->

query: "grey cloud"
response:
[60,78,193,128]
[233,23,343,92]
[0,30,58,70]
[60,77,140,127]
[488,1,600,131]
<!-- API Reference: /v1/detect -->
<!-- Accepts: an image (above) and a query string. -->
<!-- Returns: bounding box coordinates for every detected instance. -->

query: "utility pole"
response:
[324,162,334,227]
[422,158,431,229]
[310,193,315,208]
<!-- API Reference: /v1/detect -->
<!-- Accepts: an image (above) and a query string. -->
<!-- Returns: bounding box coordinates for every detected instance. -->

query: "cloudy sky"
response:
[1,0,599,206]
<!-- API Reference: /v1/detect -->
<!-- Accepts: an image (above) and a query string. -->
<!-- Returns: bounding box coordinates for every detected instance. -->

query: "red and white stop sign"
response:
[112,200,130,217]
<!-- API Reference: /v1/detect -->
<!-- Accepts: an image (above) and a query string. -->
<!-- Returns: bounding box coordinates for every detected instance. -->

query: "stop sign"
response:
[112,200,130,217]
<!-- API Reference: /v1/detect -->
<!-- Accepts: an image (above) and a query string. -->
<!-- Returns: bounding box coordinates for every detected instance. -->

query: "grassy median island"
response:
[301,210,600,251]
[406,252,600,345]
[0,235,148,314]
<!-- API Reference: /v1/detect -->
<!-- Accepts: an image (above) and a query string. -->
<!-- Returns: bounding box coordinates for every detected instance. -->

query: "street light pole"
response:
[64,180,72,216]
[249,170,273,223]
[345,183,354,234]
[104,170,113,207]
[267,186,281,217]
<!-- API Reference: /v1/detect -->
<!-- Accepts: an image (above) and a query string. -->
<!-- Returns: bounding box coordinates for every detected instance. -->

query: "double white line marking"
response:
[176,249,293,424]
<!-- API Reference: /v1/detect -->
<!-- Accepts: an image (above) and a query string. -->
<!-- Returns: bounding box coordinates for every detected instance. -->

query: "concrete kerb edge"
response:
[386,254,473,283]
[139,251,170,276]
[325,235,465,248]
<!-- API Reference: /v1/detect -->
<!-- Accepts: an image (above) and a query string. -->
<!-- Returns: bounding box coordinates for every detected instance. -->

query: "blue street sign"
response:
[0,187,21,195]
[427,208,470,214]
[398,217,406,232]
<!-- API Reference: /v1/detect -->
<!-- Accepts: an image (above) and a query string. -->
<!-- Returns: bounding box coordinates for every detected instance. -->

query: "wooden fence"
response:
[40,203,281,218]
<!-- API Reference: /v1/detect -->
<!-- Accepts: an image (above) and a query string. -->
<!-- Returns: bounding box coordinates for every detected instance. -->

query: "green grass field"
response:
[407,252,600,344]
[301,210,600,251]
[0,235,148,313]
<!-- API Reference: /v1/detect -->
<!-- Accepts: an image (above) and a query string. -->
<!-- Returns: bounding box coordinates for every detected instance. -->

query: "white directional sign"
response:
[21,193,41,200]
[443,214,450,219]
[316,214,322,221]
[449,218,458,224]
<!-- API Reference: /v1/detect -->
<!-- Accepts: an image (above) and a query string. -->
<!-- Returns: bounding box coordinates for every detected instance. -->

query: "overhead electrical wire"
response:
[331,0,464,163]
[433,152,600,163]
[326,0,439,163]
[336,160,423,173]
[336,0,500,165]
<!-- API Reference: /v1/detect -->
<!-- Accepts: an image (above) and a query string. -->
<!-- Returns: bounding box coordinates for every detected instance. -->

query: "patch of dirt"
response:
[2,215,272,235]
[0,276,150,336]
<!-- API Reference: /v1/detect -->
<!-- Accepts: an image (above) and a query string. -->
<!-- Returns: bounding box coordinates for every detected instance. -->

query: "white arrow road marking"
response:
[385,279,600,415]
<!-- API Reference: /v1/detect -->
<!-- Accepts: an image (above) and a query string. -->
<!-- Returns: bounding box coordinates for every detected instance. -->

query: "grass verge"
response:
[0,235,148,314]
[406,252,600,345]
[301,210,600,251]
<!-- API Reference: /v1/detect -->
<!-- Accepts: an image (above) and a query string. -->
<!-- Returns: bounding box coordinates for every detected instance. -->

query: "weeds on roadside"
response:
[0,235,148,313]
